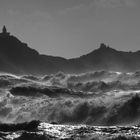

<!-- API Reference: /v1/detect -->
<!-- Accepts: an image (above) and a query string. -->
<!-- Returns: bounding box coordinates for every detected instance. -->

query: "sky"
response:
[0,0,140,58]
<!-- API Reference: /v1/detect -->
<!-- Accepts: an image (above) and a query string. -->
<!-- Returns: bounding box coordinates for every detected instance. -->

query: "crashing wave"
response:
[1,71,140,139]
[0,121,140,140]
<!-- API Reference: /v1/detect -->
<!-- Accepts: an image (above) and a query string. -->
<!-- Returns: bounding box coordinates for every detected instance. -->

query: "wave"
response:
[1,71,140,126]
[67,80,140,92]
[1,90,139,125]
[1,71,140,90]
[10,84,89,98]
[21,75,41,81]
[0,121,139,140]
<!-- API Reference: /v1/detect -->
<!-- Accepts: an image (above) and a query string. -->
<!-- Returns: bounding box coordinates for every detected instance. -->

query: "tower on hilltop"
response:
[0,25,10,36]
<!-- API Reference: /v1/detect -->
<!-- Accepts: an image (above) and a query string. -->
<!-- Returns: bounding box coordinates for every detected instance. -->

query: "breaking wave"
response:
[0,121,140,140]
[0,71,140,139]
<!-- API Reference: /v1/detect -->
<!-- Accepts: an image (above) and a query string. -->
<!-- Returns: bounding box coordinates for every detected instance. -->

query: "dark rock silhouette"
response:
[0,120,40,132]
[0,26,64,75]
[0,26,140,75]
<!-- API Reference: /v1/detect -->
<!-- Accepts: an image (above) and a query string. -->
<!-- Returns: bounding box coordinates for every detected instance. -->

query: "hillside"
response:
[0,27,140,75]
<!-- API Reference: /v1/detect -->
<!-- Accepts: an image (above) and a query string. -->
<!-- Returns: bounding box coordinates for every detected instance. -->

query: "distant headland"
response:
[0,25,140,75]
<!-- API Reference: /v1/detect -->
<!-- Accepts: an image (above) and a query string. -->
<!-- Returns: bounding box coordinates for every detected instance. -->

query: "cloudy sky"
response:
[0,0,140,58]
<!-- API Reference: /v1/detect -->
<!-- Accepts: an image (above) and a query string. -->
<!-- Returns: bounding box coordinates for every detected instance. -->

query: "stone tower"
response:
[3,26,7,34]
[0,25,10,36]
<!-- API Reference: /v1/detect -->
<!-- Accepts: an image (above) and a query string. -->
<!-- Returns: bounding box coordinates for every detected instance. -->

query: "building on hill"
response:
[0,26,10,36]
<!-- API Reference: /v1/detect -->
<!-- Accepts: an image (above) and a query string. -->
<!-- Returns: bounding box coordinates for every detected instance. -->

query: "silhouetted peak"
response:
[99,43,109,49]
[96,43,117,53]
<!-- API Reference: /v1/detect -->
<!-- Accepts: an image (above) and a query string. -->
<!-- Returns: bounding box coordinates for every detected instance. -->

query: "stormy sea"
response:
[0,71,140,140]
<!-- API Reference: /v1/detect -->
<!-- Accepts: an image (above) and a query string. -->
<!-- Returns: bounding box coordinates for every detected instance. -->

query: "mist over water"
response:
[0,71,140,124]
[0,71,140,139]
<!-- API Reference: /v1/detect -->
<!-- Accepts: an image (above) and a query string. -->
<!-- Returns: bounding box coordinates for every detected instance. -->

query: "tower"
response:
[2,26,7,34]
[0,25,10,36]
